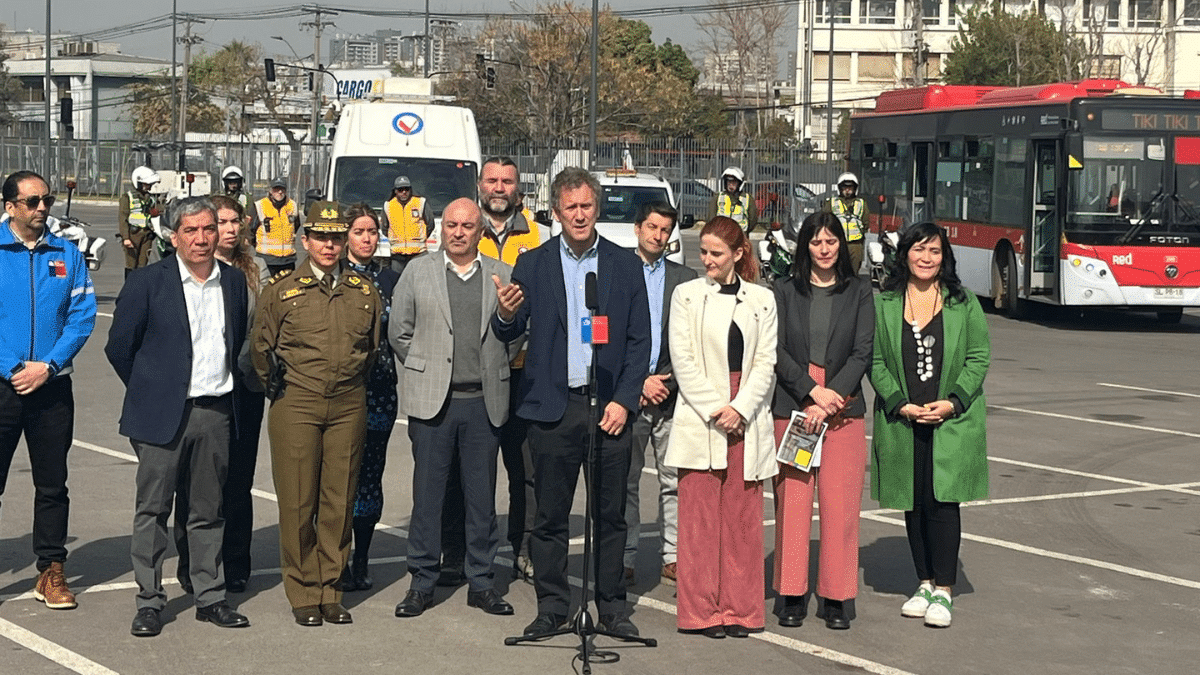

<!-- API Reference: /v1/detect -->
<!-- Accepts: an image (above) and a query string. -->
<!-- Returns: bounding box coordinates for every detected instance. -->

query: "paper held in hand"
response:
[775,410,828,472]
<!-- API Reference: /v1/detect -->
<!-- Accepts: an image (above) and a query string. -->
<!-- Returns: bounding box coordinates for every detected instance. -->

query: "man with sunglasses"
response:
[381,175,433,275]
[1,170,97,611]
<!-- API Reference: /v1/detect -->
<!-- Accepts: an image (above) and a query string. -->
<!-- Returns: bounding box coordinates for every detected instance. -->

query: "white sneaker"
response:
[901,583,934,618]
[924,589,953,628]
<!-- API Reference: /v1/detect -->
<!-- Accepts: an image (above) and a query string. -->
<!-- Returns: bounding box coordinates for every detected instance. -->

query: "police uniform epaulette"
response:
[267,269,294,285]
[343,275,375,296]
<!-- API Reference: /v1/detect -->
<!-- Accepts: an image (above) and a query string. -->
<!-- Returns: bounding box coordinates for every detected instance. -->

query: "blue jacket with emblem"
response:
[0,214,97,380]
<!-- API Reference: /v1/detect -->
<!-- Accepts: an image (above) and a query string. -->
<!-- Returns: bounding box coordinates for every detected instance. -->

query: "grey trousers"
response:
[624,403,678,568]
[131,398,230,610]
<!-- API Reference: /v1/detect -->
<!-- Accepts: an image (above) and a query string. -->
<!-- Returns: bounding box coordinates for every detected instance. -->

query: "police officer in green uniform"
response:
[251,201,382,627]
[118,166,165,278]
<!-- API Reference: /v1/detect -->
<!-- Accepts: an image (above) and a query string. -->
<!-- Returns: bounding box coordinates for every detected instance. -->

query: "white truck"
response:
[325,78,482,252]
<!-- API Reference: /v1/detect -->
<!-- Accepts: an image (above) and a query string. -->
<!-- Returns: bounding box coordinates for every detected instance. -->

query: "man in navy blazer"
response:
[494,167,651,639]
[105,197,250,637]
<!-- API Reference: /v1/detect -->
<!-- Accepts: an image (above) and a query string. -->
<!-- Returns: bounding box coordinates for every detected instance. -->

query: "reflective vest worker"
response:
[381,175,433,276]
[118,166,165,277]
[251,178,301,276]
[707,166,758,234]
[830,172,867,274]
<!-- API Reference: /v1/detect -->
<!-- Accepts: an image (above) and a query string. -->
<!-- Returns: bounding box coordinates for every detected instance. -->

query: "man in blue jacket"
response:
[0,170,97,611]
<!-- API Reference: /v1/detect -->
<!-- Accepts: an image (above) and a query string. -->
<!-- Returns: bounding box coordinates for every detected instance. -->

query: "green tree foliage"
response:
[942,5,1084,86]
[126,75,223,137]
[0,36,21,127]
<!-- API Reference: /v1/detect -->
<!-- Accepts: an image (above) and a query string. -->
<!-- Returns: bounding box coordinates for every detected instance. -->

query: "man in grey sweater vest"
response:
[389,198,522,618]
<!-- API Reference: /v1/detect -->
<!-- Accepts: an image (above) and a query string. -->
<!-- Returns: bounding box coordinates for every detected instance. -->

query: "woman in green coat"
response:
[869,222,990,629]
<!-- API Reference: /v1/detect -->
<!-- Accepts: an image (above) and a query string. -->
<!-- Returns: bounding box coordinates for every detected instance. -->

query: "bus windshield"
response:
[1068,135,1200,244]
[332,157,478,216]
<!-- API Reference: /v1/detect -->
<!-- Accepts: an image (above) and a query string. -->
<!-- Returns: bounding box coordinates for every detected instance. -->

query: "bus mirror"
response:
[1066,135,1084,170]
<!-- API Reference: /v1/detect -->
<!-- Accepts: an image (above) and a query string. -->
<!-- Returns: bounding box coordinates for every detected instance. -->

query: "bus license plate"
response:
[1153,287,1184,299]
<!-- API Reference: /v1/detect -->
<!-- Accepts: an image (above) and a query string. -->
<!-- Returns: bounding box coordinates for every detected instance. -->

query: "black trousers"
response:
[527,392,631,617]
[0,377,74,572]
[904,424,961,587]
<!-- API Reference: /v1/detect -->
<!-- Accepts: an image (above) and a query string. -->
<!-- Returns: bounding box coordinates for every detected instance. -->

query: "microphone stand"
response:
[504,283,657,673]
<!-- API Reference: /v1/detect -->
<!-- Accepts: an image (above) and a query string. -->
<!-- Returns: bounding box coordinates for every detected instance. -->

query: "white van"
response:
[549,169,688,264]
[326,80,482,252]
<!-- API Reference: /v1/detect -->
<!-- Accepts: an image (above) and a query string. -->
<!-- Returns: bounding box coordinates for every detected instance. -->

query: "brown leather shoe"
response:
[661,562,677,587]
[34,562,77,610]
[292,605,323,626]
[319,603,353,624]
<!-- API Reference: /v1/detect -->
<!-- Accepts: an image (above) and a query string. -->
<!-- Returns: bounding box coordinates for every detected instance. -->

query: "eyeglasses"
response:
[11,194,56,209]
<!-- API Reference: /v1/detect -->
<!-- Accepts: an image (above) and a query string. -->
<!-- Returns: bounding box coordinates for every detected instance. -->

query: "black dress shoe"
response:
[824,600,851,630]
[351,561,373,591]
[320,603,353,624]
[226,578,248,594]
[195,601,250,628]
[436,564,466,587]
[394,590,431,617]
[725,624,751,638]
[778,595,806,628]
[178,576,194,595]
[130,608,162,637]
[467,589,514,615]
[523,612,566,636]
[699,625,726,639]
[599,613,640,638]
[292,605,323,626]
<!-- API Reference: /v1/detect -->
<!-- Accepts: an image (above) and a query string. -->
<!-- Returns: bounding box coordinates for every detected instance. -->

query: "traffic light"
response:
[59,96,73,129]
[264,58,276,82]
[486,66,496,90]
[308,72,314,91]
[475,53,485,79]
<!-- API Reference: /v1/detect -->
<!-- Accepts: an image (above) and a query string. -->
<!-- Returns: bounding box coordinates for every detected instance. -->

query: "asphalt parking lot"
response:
[1,204,1198,674]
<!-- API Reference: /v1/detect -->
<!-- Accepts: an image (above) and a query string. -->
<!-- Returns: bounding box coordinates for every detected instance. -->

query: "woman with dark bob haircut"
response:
[869,222,991,629]
[770,211,874,630]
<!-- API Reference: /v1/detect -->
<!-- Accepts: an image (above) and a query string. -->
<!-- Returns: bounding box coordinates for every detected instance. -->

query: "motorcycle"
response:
[757,217,800,281]
[866,226,899,289]
[48,181,108,271]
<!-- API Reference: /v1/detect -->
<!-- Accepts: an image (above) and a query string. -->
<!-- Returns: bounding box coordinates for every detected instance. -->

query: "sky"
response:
[2,1,791,66]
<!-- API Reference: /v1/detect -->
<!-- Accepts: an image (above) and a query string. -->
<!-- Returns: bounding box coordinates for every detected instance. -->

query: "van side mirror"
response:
[680,214,695,229]
[534,209,552,226]
[304,188,325,212]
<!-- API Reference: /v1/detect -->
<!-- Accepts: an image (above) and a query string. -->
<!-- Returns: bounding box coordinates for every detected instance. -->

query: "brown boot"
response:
[34,562,77,610]
[661,562,677,587]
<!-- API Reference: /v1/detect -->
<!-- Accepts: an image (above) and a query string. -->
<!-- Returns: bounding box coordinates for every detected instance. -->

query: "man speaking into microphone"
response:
[494,167,650,638]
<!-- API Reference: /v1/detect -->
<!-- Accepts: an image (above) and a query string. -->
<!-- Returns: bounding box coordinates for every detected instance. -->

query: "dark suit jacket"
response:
[492,235,651,423]
[105,255,249,445]
[771,275,874,418]
[648,259,698,410]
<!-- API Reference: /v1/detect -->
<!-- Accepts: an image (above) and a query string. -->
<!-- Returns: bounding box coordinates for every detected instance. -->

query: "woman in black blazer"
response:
[771,212,875,630]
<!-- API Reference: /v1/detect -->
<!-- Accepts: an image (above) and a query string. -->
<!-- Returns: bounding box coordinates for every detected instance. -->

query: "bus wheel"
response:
[993,250,1025,318]
[1156,308,1183,324]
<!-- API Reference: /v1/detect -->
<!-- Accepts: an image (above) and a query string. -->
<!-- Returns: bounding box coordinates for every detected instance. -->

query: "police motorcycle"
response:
[757,216,801,281]
[47,180,108,271]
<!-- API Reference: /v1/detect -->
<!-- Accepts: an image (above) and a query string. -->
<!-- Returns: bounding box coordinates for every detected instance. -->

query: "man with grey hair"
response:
[493,166,651,639]
[106,196,251,637]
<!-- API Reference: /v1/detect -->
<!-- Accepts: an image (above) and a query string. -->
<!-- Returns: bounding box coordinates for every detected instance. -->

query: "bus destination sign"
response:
[1101,109,1200,131]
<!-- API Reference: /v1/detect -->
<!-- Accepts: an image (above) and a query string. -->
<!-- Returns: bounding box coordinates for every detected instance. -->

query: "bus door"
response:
[1029,141,1060,300]
[911,142,932,225]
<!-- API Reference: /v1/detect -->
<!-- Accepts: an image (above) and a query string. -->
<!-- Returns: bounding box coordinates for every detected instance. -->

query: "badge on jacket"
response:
[49,260,67,278]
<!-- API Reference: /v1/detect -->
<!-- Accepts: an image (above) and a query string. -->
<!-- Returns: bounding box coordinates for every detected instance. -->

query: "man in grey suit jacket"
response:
[623,202,698,587]
[390,198,520,618]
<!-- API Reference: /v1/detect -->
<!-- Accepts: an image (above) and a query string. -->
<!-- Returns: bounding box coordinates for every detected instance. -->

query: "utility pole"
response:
[912,0,926,86]
[44,0,51,178]
[178,16,203,171]
[171,0,178,157]
[302,6,337,189]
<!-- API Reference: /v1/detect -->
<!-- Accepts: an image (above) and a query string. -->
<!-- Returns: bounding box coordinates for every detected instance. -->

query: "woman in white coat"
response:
[665,216,778,639]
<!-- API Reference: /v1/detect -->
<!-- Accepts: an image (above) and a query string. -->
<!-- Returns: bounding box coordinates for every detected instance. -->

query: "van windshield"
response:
[598,185,672,223]
[332,157,478,216]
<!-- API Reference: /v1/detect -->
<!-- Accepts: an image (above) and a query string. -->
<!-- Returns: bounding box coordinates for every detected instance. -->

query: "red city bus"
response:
[851,79,1200,321]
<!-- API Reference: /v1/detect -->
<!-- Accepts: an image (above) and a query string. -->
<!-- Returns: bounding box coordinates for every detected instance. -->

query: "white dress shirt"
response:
[178,256,232,398]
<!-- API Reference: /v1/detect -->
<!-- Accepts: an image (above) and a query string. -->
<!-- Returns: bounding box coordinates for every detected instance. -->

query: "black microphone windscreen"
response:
[585,271,598,310]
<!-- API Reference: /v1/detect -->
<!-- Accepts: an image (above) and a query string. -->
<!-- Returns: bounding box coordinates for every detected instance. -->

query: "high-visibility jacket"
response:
[830,197,865,242]
[254,197,298,258]
[123,191,155,230]
[478,211,542,266]
[385,196,428,255]
[716,193,752,230]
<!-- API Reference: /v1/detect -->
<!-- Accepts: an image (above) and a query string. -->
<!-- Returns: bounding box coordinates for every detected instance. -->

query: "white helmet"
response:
[131,166,160,187]
[837,172,859,187]
[721,166,746,184]
[221,165,244,181]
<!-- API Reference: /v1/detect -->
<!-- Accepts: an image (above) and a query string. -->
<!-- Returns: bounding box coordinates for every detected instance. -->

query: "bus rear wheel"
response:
[1156,308,1183,324]
[992,250,1025,318]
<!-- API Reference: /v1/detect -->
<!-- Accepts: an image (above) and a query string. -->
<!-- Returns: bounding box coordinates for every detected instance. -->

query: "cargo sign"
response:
[328,69,389,100]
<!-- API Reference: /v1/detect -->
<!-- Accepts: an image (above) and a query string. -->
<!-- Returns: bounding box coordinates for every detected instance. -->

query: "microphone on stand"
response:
[583,271,608,344]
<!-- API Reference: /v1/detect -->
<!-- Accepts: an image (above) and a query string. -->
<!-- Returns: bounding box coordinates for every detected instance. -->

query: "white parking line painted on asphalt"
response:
[988,404,1200,439]
[989,457,1200,496]
[1097,382,1200,399]
[0,618,119,675]
[963,483,1200,507]
[863,512,1200,590]
[97,312,113,318]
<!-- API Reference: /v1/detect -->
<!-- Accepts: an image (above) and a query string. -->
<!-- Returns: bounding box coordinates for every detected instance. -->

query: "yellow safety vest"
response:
[478,212,542,266]
[126,191,154,230]
[717,193,751,229]
[830,197,865,241]
[254,197,297,258]
[385,196,427,254]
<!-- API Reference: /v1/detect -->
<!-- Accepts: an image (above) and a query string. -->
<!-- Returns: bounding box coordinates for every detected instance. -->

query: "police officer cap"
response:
[304,201,347,234]
[270,177,288,190]
[393,176,412,189]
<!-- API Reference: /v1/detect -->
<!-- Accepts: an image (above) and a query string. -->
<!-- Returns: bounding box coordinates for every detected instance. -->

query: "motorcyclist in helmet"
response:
[118,166,165,278]
[707,166,758,234]
[829,172,866,274]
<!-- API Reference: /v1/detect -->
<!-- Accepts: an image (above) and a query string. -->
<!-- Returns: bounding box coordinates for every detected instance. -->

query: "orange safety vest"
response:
[254,197,297,258]
[478,211,542,266]
[385,196,427,254]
